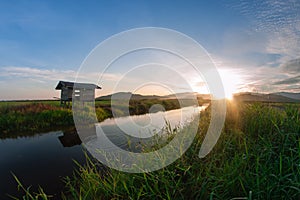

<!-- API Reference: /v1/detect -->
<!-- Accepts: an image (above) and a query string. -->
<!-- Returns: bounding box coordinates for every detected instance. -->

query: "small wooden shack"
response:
[55,81,101,106]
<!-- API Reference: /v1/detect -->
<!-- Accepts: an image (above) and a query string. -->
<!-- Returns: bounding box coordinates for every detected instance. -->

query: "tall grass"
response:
[0,103,74,134]
[12,101,300,199]
[59,101,299,199]
[9,174,51,200]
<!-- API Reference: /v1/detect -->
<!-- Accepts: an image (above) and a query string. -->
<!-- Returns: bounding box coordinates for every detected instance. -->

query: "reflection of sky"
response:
[0,0,299,100]
[87,106,204,152]
[96,106,203,139]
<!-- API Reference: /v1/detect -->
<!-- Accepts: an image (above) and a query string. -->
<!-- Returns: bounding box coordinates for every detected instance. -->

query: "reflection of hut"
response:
[55,81,101,106]
[58,131,82,147]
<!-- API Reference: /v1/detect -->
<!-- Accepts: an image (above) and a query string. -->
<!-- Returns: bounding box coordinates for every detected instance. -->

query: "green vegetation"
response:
[10,174,50,200]
[62,101,300,200]
[7,101,300,199]
[108,99,181,116]
[0,103,73,135]
[0,99,184,135]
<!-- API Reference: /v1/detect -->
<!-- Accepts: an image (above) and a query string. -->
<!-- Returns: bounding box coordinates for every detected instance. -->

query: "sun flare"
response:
[191,69,242,100]
[218,69,242,100]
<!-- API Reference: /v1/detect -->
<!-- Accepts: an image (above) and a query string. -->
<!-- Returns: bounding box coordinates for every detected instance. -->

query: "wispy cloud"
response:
[280,58,300,75]
[235,0,300,58]
[228,0,300,31]
[0,66,120,83]
[0,66,123,100]
[0,66,76,81]
[273,75,300,85]
[219,0,300,93]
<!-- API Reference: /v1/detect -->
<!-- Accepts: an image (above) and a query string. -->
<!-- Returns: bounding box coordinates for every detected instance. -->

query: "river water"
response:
[0,106,205,199]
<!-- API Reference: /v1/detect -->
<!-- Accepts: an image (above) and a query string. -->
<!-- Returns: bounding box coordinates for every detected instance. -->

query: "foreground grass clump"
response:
[63,101,300,200]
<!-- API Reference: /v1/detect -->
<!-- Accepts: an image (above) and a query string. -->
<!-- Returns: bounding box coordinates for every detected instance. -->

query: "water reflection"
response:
[83,106,206,154]
[0,130,85,200]
[58,129,82,147]
[0,105,207,199]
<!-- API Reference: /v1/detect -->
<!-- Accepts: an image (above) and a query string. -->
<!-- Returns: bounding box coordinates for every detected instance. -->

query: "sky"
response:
[0,0,300,100]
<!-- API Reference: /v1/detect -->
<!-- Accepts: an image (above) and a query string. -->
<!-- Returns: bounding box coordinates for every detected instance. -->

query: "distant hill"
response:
[97,91,300,103]
[160,92,196,99]
[272,92,300,100]
[97,92,161,100]
[162,92,211,100]
[234,92,300,103]
[96,92,210,101]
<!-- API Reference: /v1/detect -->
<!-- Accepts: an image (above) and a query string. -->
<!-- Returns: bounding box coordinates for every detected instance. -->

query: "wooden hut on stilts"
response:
[55,81,101,107]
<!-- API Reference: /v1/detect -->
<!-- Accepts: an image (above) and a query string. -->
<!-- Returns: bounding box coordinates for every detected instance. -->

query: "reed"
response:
[61,101,300,199]
[12,101,300,199]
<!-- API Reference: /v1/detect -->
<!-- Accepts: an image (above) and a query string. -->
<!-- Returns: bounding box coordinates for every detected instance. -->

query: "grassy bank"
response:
[60,101,300,200]
[10,101,300,199]
[0,99,183,135]
[0,103,73,134]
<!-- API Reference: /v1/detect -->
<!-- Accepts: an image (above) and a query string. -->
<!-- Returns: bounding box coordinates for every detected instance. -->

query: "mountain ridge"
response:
[96,92,211,100]
[96,91,300,103]
[233,92,300,103]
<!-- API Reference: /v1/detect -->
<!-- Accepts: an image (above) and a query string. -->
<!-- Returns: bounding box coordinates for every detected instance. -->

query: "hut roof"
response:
[55,81,101,90]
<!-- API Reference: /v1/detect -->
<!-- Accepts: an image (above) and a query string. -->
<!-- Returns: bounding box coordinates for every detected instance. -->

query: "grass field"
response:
[12,100,300,199]
[0,99,183,135]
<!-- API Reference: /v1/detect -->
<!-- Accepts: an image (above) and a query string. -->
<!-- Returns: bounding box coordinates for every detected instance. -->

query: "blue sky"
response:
[0,0,300,100]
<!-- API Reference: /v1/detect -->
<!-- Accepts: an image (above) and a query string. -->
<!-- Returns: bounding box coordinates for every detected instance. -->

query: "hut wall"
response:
[73,89,95,102]
[61,87,73,101]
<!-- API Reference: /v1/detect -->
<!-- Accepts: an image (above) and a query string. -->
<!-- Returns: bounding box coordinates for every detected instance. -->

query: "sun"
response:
[218,69,241,100]
[190,69,242,100]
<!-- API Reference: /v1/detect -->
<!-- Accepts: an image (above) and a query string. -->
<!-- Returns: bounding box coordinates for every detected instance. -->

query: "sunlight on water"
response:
[84,105,207,152]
